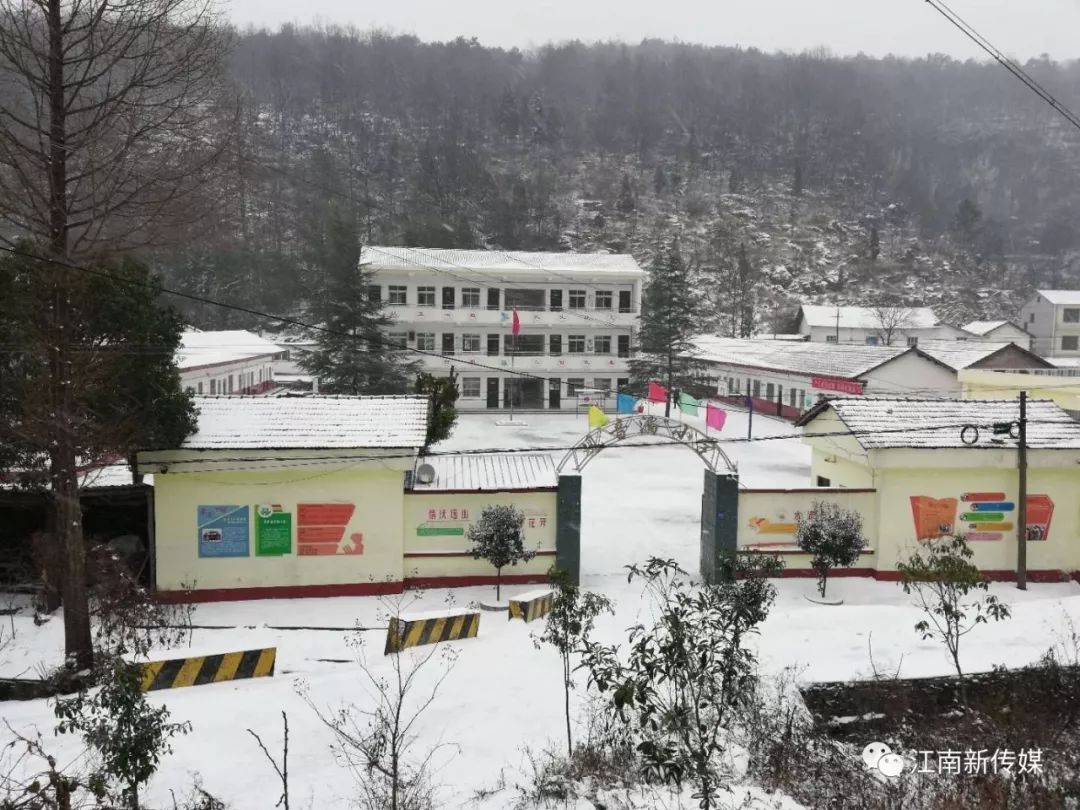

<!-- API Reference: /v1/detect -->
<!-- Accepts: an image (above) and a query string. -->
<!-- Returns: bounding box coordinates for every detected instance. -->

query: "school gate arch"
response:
[553,414,739,586]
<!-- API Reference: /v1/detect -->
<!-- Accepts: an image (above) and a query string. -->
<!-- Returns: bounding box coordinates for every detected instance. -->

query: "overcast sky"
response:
[223,0,1079,61]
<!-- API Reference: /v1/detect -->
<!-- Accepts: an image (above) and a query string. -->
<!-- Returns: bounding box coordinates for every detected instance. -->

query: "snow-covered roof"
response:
[685,336,912,379]
[1037,290,1080,305]
[78,463,153,489]
[174,396,429,450]
[798,304,940,330]
[798,397,1080,450]
[408,453,557,492]
[915,340,1049,371]
[177,330,282,370]
[962,320,1022,336]
[361,246,645,277]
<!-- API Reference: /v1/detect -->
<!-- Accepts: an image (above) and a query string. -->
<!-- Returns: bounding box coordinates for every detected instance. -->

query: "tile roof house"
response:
[795,304,955,346]
[914,340,1050,372]
[177,330,285,396]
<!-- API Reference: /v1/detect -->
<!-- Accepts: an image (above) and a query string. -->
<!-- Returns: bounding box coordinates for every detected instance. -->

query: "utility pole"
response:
[746,394,754,440]
[835,307,840,344]
[1017,391,1028,590]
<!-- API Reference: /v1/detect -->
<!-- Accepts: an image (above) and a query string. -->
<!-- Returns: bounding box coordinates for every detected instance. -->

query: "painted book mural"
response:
[909,492,1054,542]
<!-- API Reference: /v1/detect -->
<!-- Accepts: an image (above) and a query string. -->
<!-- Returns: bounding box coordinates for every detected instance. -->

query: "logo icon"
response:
[863,742,906,778]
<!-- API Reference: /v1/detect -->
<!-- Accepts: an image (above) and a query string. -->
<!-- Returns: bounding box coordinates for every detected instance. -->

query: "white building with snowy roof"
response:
[961,320,1033,350]
[177,330,285,396]
[360,246,645,411]
[795,304,956,346]
[1018,290,1080,357]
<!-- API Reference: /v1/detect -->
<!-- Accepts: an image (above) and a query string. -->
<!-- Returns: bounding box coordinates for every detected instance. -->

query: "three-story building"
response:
[361,247,646,410]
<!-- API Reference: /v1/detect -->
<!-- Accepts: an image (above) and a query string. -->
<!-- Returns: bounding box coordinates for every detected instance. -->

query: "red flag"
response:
[512,309,520,336]
[647,381,668,403]
[706,402,727,431]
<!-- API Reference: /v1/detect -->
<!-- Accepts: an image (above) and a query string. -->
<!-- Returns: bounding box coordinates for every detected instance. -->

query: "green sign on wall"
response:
[255,503,292,556]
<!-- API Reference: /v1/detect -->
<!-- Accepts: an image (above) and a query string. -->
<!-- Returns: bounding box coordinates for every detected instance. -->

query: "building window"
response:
[594,336,611,354]
[1065,308,1080,323]
[1028,312,1035,323]
[907,336,919,347]
[618,290,632,313]
[388,332,408,347]
[568,335,586,353]
[417,287,435,307]
[766,382,774,401]
[388,285,407,305]
[825,335,838,343]
[789,388,796,406]
[505,288,545,311]
[487,334,500,356]
[416,332,435,351]
[550,289,563,311]
[506,334,544,355]
[487,288,500,310]
[442,333,455,354]
[593,378,611,392]
[549,334,562,355]
[461,377,481,398]
[197,382,203,394]
[365,285,381,302]
[594,291,613,310]
[442,287,455,309]
[1063,336,1079,351]
[462,333,481,353]
[461,287,480,308]
[616,377,629,391]
[209,379,216,394]
[865,336,879,346]
[817,476,831,487]
[617,334,630,358]
[752,380,761,398]
[569,290,586,309]
[567,378,585,396]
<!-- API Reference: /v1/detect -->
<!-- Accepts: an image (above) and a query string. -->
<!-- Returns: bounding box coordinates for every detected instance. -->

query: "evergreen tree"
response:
[868,222,881,262]
[617,174,636,215]
[468,504,536,601]
[630,241,700,417]
[733,243,757,338]
[300,206,415,394]
[415,369,460,447]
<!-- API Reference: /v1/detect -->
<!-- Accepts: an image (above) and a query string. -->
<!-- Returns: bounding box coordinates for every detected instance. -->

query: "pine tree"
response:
[415,369,459,447]
[630,240,700,416]
[300,206,415,394]
[733,243,757,338]
[467,505,536,600]
[617,174,636,215]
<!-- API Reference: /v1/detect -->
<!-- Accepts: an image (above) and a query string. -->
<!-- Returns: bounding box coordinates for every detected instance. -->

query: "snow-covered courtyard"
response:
[2,408,1079,809]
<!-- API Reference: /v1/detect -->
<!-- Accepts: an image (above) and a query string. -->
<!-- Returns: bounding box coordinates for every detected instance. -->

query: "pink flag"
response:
[647,381,668,403]
[512,309,520,336]
[706,402,727,431]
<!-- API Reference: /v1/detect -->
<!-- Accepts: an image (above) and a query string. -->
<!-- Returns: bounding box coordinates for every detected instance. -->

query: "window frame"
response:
[568,334,586,353]
[417,286,436,307]
[594,290,613,310]
[1063,335,1079,351]
[461,287,481,308]
[387,285,407,305]
[1065,308,1080,324]
[461,377,482,398]
[415,332,435,351]
[593,335,612,354]
[461,333,481,353]
[568,289,586,310]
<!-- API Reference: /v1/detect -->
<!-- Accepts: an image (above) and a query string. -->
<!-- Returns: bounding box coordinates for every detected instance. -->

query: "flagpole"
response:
[510,330,516,423]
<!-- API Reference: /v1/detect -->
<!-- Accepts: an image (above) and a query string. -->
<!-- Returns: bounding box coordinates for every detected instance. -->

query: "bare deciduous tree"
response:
[871,305,917,346]
[0,0,232,668]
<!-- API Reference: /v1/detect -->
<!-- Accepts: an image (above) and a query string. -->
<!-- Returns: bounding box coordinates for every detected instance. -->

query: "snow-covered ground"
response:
[2,408,1079,809]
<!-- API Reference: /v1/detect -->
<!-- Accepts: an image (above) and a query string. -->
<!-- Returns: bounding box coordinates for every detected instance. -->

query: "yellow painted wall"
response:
[874,466,1080,573]
[402,491,557,580]
[737,489,878,571]
[153,467,407,592]
[960,369,1080,413]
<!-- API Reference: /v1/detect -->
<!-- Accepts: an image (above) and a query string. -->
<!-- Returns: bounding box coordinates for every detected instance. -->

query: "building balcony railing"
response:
[416,353,634,373]
[388,306,637,328]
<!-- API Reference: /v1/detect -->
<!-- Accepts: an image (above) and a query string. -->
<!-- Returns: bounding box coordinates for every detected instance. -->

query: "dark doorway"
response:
[505,378,544,409]
[549,377,561,409]
[486,378,500,409]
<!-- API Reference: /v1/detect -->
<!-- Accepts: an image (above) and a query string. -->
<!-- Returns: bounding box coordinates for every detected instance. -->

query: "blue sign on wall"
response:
[197,505,250,558]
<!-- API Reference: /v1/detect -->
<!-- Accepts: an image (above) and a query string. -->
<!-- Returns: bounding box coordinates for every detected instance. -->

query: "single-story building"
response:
[961,367,1080,419]
[137,396,578,601]
[177,330,286,396]
[795,304,953,345]
[961,320,1033,350]
[731,397,1080,580]
[915,339,1050,374]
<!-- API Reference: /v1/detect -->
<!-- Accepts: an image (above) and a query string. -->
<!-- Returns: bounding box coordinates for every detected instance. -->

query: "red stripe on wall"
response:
[403,550,557,559]
[404,573,551,589]
[157,581,403,603]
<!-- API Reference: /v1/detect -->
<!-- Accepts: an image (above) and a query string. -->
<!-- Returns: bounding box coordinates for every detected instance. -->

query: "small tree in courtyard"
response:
[794,501,867,598]
[896,535,1011,678]
[468,505,535,600]
[536,567,614,757]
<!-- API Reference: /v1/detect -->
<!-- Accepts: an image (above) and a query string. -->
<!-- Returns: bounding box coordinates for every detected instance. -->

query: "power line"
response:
[923,0,1080,135]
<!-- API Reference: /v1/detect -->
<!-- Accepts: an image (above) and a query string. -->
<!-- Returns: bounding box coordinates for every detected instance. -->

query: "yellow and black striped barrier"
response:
[384,610,480,654]
[508,590,554,623]
[139,648,276,691]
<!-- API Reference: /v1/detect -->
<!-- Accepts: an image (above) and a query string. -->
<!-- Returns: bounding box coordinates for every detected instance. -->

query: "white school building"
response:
[361,247,646,411]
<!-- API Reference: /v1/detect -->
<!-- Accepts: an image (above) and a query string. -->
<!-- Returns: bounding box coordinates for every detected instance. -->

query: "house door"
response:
[486,378,500,409]
[549,378,561,409]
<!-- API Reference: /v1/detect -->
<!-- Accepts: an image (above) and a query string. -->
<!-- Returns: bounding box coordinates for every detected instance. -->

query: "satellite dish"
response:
[416,463,436,485]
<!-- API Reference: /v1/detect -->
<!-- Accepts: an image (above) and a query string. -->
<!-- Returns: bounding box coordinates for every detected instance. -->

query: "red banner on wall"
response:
[811,376,864,395]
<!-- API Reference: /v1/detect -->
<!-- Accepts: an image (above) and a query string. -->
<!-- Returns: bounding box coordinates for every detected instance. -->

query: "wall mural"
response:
[414,505,548,541]
[296,503,363,556]
[197,505,250,558]
[910,492,1054,542]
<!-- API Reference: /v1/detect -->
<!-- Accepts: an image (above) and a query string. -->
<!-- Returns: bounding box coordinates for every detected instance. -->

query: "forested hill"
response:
[163,28,1080,332]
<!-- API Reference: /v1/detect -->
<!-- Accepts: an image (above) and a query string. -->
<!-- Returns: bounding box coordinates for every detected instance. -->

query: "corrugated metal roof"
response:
[176,396,429,449]
[685,336,911,379]
[361,246,645,277]
[1038,290,1080,305]
[177,330,282,370]
[409,453,557,491]
[798,304,941,330]
[802,397,1080,449]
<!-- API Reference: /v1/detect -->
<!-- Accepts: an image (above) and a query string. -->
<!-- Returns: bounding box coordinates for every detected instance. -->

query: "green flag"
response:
[678,392,700,416]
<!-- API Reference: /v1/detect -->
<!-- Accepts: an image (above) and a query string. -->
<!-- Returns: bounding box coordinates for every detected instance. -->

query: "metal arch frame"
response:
[556,414,737,474]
